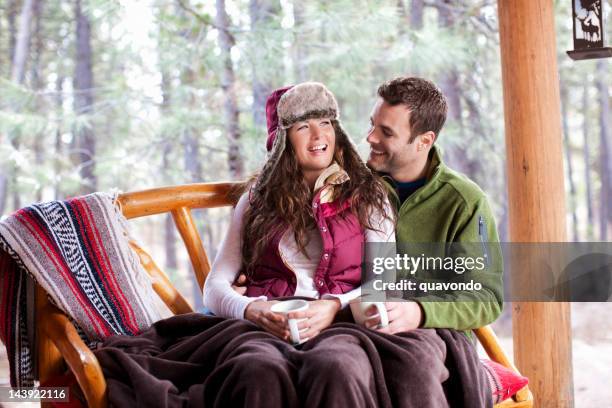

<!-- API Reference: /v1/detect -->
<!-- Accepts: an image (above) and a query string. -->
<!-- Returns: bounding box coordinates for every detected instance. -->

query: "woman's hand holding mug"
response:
[244,300,290,340]
[286,298,341,343]
[245,298,341,343]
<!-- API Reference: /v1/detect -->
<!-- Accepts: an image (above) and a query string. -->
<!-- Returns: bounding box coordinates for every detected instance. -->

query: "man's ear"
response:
[421,131,436,148]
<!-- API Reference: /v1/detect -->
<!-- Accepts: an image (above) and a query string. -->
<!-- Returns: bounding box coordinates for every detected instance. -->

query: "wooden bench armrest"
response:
[39,301,107,408]
[474,325,531,403]
[474,326,515,368]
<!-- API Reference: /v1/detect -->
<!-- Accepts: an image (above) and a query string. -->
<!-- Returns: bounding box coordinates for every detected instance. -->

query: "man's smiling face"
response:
[366,98,421,179]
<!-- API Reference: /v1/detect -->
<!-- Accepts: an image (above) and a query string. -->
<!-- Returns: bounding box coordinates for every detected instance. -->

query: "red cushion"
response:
[40,371,86,408]
[481,359,529,404]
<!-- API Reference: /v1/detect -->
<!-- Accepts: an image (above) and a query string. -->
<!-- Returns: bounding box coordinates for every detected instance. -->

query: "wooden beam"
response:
[117,182,236,220]
[497,1,574,407]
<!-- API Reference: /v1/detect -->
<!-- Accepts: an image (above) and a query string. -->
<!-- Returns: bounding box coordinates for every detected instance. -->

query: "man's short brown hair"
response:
[377,77,448,143]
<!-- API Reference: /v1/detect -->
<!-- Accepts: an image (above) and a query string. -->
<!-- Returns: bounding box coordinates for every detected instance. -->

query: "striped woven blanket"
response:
[0,193,161,387]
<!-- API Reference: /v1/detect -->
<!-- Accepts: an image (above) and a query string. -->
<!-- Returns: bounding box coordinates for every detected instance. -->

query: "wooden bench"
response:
[35,182,532,408]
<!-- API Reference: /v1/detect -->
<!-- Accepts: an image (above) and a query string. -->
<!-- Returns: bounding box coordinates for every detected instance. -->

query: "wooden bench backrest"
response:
[117,182,237,292]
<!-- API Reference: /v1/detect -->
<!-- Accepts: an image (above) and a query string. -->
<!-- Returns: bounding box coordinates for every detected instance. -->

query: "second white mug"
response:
[350,298,389,329]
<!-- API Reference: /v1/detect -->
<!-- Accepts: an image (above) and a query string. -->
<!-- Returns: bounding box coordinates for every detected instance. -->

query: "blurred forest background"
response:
[0,0,611,404]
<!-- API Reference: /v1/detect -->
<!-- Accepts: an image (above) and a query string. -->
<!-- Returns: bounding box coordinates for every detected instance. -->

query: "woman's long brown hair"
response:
[240,120,393,276]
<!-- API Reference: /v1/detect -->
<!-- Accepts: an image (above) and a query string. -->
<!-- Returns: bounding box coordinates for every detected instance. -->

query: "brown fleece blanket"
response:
[94,313,491,408]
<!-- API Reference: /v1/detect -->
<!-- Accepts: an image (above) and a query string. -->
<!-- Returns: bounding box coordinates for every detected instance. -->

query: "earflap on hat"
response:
[266,86,293,152]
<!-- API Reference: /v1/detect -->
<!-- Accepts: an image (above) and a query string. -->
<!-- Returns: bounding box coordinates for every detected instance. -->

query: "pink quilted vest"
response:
[245,170,364,298]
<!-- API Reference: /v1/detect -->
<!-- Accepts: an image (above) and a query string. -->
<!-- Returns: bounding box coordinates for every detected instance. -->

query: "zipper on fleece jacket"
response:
[478,215,490,268]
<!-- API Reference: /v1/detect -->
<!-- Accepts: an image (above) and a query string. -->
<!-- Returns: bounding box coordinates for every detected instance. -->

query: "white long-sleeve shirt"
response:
[203,191,396,319]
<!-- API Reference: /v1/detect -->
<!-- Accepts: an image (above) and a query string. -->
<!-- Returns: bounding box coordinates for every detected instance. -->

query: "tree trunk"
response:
[292,0,308,82]
[0,175,7,216]
[202,149,221,261]
[179,63,205,309]
[160,71,178,272]
[410,0,425,30]
[163,189,178,273]
[184,130,204,309]
[11,0,35,84]
[164,212,178,268]
[216,0,243,180]
[397,0,426,30]
[1,0,18,214]
[0,157,7,214]
[582,83,594,237]
[7,0,18,70]
[8,0,36,211]
[173,5,208,310]
[30,0,43,89]
[73,0,96,194]
[436,3,489,188]
[54,75,64,200]
[436,1,472,178]
[561,84,579,241]
[463,87,496,190]
[249,0,281,128]
[10,171,20,211]
[183,132,202,185]
[439,69,463,144]
[437,1,460,122]
[597,59,611,240]
[396,0,407,35]
[398,0,424,75]
[599,145,608,240]
[31,0,44,202]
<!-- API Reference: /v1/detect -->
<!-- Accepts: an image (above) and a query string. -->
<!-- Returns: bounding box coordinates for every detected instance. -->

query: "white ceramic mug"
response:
[350,297,389,329]
[270,299,309,344]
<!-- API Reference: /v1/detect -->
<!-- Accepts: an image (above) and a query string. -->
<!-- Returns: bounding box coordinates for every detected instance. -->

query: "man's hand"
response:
[232,273,248,295]
[287,299,341,341]
[364,301,423,334]
[244,300,289,340]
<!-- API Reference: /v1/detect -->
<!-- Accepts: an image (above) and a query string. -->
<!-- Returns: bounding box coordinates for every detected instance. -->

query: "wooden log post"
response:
[497,1,574,407]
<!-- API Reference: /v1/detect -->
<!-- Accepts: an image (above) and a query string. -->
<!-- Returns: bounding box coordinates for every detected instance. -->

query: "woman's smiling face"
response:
[287,117,336,186]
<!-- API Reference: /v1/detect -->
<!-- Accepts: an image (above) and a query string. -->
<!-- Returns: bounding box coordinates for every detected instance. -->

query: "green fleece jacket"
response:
[383,145,503,331]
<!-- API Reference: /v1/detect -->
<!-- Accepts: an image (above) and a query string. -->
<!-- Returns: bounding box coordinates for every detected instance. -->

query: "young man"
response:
[364,76,503,334]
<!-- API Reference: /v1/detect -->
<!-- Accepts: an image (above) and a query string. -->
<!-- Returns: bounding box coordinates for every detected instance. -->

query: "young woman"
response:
[203,82,395,342]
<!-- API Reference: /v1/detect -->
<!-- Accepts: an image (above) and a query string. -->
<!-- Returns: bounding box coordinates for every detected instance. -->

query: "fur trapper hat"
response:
[266,82,339,151]
[257,82,355,192]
